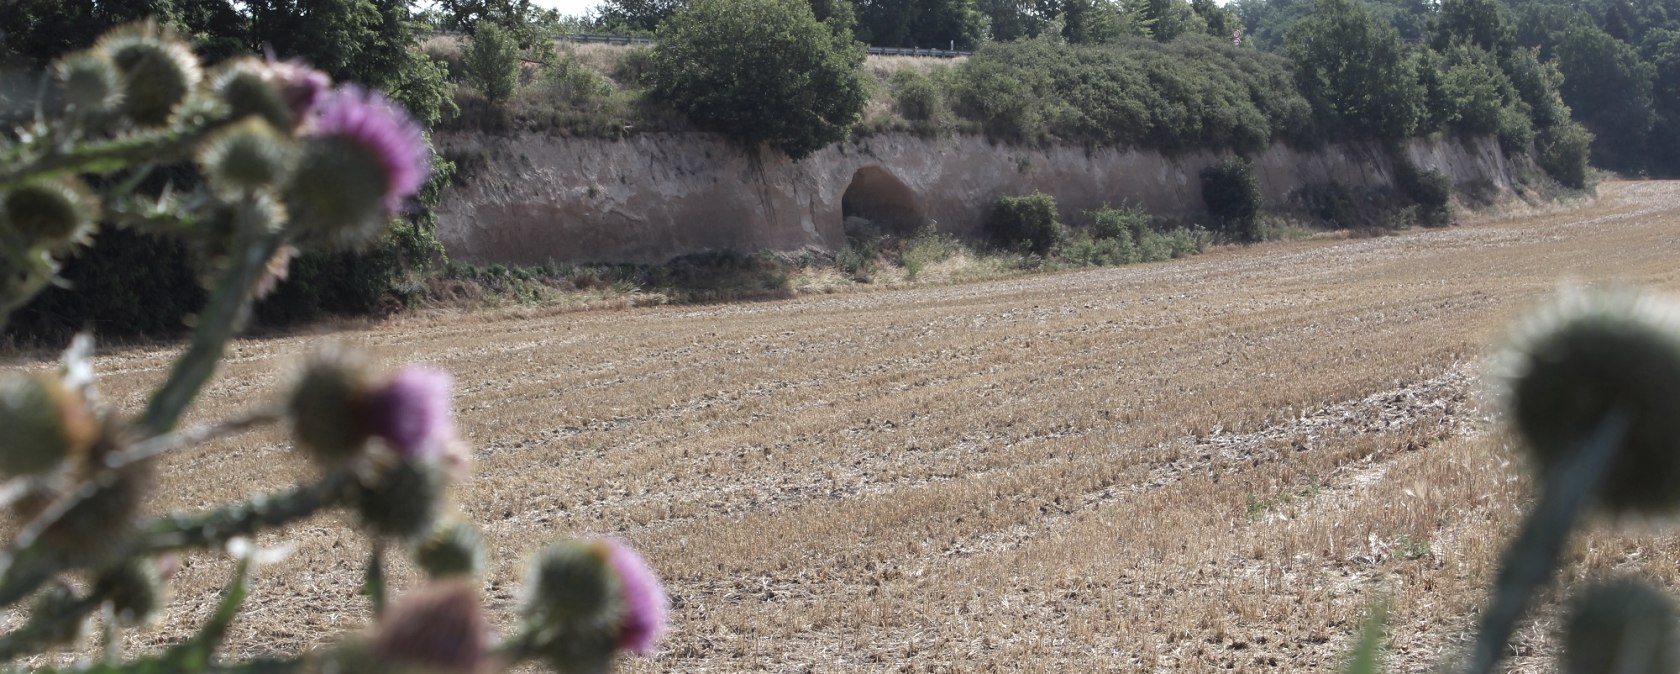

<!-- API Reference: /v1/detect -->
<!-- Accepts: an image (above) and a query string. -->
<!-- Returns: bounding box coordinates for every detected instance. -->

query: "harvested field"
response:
[17,181,1680,672]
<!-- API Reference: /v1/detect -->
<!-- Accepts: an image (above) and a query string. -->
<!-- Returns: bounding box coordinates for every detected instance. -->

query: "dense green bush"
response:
[464,22,521,104]
[650,0,867,159]
[5,227,206,343]
[890,69,944,124]
[1200,157,1262,242]
[948,36,1312,152]
[987,192,1064,254]
[1090,203,1148,244]
[1394,159,1453,224]
[1058,233,1136,267]
[1538,120,1595,188]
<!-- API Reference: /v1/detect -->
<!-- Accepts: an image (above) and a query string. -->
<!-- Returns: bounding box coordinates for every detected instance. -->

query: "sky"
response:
[530,0,605,17]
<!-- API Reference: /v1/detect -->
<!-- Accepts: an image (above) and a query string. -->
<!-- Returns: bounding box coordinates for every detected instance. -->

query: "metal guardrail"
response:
[555,33,972,58]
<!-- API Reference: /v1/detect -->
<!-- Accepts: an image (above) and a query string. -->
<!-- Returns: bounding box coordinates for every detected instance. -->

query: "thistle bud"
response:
[213,58,328,133]
[19,422,151,564]
[95,558,165,626]
[198,119,294,197]
[94,22,201,127]
[1498,287,1680,514]
[373,581,490,674]
[0,372,96,477]
[2,179,98,250]
[288,349,375,465]
[415,520,487,579]
[55,51,120,115]
[29,584,86,649]
[520,540,619,633]
[519,539,669,669]
[355,460,443,540]
[1563,578,1679,674]
[284,87,427,249]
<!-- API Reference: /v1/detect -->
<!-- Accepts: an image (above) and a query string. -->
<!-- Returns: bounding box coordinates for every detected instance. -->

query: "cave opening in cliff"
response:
[842,167,924,238]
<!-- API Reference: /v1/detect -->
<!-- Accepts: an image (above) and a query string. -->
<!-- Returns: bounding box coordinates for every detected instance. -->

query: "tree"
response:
[1553,25,1656,170]
[1642,29,1680,174]
[650,0,867,159]
[1432,0,1516,58]
[977,0,1038,41]
[464,21,520,103]
[854,0,985,49]
[1286,0,1422,139]
[0,0,182,67]
[1140,0,1203,41]
[596,0,684,32]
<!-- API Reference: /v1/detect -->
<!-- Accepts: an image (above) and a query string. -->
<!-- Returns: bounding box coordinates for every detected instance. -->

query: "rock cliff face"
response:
[434,131,1517,265]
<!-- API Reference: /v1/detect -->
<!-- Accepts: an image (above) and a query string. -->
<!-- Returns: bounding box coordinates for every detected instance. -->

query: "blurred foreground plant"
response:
[0,20,665,674]
[1346,286,1680,673]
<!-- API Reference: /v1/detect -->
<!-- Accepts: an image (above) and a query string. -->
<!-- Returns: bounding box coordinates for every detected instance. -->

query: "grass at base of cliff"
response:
[417,180,1550,315]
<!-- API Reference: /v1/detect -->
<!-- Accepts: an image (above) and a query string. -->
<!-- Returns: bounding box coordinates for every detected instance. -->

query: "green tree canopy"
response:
[1286,0,1422,139]
[1553,24,1656,169]
[650,0,868,159]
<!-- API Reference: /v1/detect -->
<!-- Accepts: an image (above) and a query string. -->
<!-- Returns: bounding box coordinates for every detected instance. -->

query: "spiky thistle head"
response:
[519,538,669,663]
[355,459,444,540]
[1495,286,1680,514]
[198,118,295,197]
[212,57,330,132]
[54,51,121,115]
[373,581,492,674]
[288,348,377,465]
[0,372,97,478]
[1563,578,1680,674]
[17,419,152,565]
[2,178,98,251]
[284,86,428,249]
[29,584,86,649]
[95,557,167,626]
[415,519,488,579]
[521,540,619,632]
[94,21,201,127]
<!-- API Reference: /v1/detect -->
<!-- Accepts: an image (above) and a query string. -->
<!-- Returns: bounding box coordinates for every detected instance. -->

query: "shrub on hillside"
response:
[1395,160,1453,225]
[650,0,867,159]
[1088,204,1147,264]
[1200,157,1262,243]
[987,192,1064,254]
[465,22,520,104]
[948,36,1311,151]
[1538,120,1595,189]
[890,69,944,124]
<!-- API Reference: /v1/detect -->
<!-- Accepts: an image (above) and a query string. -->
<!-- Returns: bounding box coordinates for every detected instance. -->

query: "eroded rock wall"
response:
[435,131,1517,265]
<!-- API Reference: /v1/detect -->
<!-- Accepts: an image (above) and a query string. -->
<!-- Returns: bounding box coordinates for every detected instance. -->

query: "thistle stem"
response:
[0,590,103,662]
[0,120,232,190]
[140,471,354,553]
[1464,412,1630,674]
[114,406,284,468]
[138,221,284,437]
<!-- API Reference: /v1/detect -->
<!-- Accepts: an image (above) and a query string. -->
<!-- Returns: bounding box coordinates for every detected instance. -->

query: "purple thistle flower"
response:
[366,367,455,460]
[374,581,490,674]
[604,539,668,656]
[267,59,329,123]
[310,86,428,211]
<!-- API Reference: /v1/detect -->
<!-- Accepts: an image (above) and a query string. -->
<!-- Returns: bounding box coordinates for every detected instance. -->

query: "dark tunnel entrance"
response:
[841,166,924,238]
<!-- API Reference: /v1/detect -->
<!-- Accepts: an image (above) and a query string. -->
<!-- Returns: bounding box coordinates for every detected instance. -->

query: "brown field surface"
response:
[12,181,1680,673]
